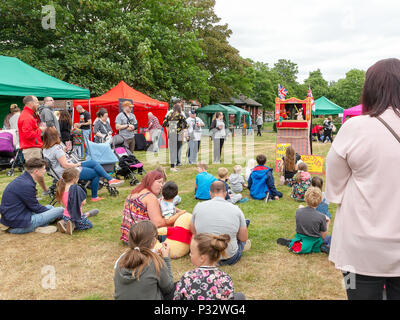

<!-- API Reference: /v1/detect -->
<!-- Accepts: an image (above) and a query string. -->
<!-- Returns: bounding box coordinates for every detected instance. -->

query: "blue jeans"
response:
[8,205,64,234]
[82,129,91,153]
[218,219,250,266]
[79,160,112,198]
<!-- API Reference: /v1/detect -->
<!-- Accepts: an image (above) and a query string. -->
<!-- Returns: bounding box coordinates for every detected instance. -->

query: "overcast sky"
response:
[214,0,400,83]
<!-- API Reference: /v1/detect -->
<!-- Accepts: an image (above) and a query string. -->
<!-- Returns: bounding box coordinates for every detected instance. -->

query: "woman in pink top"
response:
[326,58,400,300]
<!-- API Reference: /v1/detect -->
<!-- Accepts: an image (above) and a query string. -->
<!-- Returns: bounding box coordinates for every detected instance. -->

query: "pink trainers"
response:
[108,179,124,187]
[91,197,104,202]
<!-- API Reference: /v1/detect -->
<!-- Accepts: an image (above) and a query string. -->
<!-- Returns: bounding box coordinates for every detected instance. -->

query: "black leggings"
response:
[342,272,400,300]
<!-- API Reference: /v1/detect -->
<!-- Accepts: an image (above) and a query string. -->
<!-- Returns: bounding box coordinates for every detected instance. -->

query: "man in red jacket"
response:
[18,95,49,195]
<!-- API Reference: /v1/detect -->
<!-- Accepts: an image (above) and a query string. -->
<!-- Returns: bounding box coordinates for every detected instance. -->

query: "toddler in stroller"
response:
[0,130,24,176]
[112,135,145,186]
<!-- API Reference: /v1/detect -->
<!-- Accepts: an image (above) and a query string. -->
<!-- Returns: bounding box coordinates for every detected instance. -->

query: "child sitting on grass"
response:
[56,168,99,235]
[248,154,282,201]
[288,162,312,202]
[277,187,331,254]
[217,167,245,204]
[311,176,331,219]
[159,181,186,219]
[195,163,217,200]
[173,233,245,300]
[114,221,175,300]
[229,165,246,193]
[245,159,257,182]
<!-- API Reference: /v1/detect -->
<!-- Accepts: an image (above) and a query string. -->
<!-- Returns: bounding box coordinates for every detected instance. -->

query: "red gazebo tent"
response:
[73,81,169,144]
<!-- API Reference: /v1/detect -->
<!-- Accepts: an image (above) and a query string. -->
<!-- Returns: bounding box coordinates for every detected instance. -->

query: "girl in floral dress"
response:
[288,162,312,202]
[173,233,245,300]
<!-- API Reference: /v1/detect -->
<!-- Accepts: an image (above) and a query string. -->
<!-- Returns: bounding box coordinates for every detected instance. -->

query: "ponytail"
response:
[118,221,165,279]
[194,233,231,263]
[56,168,80,203]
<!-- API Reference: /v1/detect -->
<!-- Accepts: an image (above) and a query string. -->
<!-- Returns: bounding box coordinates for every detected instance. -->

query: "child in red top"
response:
[56,168,98,235]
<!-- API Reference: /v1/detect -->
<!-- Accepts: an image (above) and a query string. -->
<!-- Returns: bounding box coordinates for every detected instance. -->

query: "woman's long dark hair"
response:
[59,109,72,126]
[362,58,400,118]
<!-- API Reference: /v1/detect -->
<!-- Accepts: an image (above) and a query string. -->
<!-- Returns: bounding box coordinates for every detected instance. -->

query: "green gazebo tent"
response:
[312,96,344,116]
[0,55,90,125]
[196,104,237,128]
[226,105,250,126]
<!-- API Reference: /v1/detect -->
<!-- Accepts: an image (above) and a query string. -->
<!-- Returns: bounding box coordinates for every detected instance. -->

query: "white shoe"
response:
[35,226,57,234]
[243,239,251,252]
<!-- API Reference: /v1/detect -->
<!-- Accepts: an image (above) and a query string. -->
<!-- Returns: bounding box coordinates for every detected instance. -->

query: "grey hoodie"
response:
[228,173,245,193]
[114,253,175,300]
[38,105,60,135]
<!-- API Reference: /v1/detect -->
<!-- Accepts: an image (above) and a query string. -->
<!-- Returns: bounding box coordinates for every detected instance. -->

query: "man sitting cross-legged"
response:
[0,158,64,234]
[190,181,251,266]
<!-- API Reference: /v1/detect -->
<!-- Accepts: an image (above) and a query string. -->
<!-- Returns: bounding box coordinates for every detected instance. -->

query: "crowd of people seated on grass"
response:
[2,58,400,300]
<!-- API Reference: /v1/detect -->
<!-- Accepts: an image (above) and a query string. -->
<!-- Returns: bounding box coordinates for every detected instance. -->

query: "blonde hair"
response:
[246,159,257,169]
[304,187,322,208]
[233,165,242,174]
[155,165,167,182]
[193,233,231,263]
[217,167,229,179]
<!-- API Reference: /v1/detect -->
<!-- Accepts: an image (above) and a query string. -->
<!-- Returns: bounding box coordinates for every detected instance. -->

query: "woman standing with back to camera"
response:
[326,58,400,300]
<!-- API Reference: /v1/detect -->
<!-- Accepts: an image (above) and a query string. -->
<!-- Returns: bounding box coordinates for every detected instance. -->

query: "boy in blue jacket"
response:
[195,163,217,200]
[248,154,283,200]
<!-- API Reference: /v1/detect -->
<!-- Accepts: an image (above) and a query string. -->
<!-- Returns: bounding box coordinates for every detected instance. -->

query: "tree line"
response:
[0,0,365,109]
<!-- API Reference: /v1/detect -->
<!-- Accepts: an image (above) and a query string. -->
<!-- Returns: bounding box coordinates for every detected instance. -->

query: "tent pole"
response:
[89,98,92,141]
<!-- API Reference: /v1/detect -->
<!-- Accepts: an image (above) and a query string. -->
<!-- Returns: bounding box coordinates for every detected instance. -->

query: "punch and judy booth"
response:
[275,97,313,155]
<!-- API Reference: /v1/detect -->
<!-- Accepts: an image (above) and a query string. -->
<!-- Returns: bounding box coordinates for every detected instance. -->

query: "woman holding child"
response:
[326,58,400,300]
[120,170,185,244]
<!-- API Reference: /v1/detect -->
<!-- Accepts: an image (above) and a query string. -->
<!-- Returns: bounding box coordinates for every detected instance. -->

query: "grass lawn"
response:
[0,132,346,300]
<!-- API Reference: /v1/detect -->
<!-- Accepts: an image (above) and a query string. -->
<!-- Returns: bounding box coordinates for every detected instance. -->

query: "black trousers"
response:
[323,129,333,142]
[342,272,400,300]
[257,125,262,136]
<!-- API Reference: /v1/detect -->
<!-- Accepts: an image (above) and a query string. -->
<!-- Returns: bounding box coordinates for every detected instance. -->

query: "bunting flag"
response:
[278,84,288,99]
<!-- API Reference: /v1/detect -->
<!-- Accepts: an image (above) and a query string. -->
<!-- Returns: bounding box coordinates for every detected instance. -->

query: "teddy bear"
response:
[155,212,193,259]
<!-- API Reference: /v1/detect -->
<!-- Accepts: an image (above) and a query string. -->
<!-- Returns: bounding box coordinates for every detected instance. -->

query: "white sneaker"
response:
[243,239,251,252]
[35,226,57,234]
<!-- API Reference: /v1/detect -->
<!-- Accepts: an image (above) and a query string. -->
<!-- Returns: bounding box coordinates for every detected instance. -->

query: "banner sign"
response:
[275,143,291,171]
[300,155,324,175]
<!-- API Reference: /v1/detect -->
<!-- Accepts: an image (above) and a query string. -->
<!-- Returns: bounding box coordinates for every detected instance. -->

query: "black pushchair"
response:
[112,135,145,186]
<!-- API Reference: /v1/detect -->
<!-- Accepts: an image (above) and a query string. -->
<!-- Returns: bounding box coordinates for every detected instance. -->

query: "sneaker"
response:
[108,179,124,187]
[243,239,251,252]
[170,168,178,172]
[277,238,291,247]
[66,220,75,235]
[57,220,67,233]
[35,226,57,234]
[91,197,104,202]
[84,209,99,218]
[320,244,330,254]
[41,190,51,196]
[238,197,249,204]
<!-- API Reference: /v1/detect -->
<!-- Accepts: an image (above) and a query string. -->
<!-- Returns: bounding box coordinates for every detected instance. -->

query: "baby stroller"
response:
[45,141,120,205]
[0,130,24,176]
[112,135,145,186]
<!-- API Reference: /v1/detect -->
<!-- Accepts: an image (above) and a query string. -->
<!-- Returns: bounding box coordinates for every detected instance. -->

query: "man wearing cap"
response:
[186,110,204,164]
[115,101,138,153]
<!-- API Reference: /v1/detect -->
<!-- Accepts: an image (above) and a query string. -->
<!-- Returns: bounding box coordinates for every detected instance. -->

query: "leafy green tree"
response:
[304,69,329,100]
[329,69,365,108]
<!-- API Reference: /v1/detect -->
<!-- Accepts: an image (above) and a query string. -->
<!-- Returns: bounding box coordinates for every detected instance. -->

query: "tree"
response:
[329,69,365,108]
[304,69,329,100]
